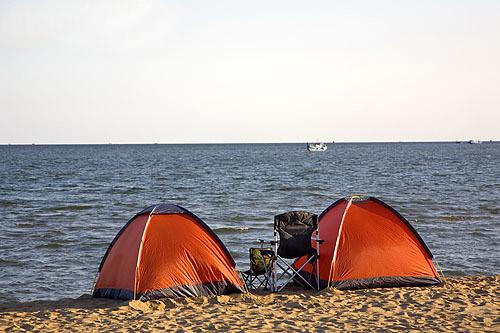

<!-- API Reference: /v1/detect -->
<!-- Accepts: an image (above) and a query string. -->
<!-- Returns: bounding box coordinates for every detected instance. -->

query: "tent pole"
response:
[434,259,447,285]
[316,226,320,290]
[90,272,99,295]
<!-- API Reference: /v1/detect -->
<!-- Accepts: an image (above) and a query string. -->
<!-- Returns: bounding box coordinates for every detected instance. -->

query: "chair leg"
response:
[246,275,254,290]
[272,231,278,292]
[275,261,311,290]
[258,250,274,291]
[275,255,317,291]
[282,261,316,291]
[275,261,310,290]
[276,261,294,281]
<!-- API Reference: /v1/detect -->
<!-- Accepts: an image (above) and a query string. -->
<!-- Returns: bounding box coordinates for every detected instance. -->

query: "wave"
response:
[44,205,94,212]
[471,231,489,238]
[479,205,499,215]
[16,223,36,228]
[36,242,64,249]
[0,199,17,207]
[442,215,469,222]
[227,216,248,222]
[0,259,22,267]
[213,226,250,234]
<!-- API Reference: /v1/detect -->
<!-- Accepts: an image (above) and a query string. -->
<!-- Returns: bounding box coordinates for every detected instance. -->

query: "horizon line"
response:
[1,140,498,146]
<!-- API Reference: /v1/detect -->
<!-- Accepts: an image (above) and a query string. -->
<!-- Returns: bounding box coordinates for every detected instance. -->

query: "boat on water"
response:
[468,140,482,144]
[307,142,328,151]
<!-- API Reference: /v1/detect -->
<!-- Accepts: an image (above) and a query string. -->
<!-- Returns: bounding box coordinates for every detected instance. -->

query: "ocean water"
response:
[0,143,498,303]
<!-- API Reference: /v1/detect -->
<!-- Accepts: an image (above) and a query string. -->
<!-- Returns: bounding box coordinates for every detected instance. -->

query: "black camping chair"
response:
[271,211,322,292]
[241,243,274,290]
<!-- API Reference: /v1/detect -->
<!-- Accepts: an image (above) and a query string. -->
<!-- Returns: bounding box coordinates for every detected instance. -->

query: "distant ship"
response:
[307,142,328,151]
[468,140,482,144]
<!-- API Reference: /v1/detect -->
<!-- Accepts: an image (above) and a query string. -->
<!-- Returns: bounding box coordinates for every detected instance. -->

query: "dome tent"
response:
[294,196,442,290]
[93,204,245,300]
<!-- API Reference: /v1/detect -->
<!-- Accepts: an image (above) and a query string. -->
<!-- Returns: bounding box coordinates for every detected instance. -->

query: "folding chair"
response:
[241,245,274,290]
[271,211,322,292]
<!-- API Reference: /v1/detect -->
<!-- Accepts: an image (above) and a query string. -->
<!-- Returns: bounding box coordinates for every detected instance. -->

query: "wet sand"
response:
[0,276,498,332]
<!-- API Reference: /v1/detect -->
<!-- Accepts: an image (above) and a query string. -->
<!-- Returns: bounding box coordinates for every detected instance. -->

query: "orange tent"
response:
[93,204,245,300]
[294,196,442,289]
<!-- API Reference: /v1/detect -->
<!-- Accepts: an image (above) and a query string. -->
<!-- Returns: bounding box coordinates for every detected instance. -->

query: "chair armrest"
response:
[258,239,278,245]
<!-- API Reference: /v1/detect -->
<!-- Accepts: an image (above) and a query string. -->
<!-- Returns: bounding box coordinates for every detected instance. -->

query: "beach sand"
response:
[0,276,498,332]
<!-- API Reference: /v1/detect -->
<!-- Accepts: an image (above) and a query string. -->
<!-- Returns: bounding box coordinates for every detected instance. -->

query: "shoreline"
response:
[1,276,498,332]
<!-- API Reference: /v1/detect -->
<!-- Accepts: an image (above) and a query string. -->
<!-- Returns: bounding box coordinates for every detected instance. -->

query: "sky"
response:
[0,0,499,144]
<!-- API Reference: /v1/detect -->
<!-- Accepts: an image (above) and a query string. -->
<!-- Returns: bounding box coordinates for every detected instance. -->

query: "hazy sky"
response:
[1,0,499,143]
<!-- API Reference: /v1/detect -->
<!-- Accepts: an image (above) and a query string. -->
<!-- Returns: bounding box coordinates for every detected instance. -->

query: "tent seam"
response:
[327,198,352,288]
[133,212,153,300]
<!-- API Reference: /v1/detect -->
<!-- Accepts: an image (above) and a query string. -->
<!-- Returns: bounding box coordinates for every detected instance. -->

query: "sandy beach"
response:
[0,276,498,332]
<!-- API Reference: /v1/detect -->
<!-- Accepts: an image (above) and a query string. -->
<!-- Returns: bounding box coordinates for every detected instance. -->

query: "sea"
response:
[0,142,498,303]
